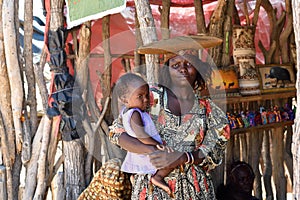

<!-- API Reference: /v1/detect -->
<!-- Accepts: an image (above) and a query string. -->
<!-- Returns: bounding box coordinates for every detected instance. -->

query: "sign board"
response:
[65,0,126,29]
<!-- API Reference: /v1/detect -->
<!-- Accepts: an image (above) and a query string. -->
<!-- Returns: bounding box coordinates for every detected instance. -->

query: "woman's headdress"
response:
[137,34,222,55]
[137,34,222,63]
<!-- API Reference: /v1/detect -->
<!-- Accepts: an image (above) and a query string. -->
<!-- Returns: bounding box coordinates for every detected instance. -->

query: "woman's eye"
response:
[186,62,192,67]
[171,63,180,69]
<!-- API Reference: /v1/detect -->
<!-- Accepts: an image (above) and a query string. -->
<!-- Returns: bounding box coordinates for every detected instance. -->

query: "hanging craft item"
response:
[232,25,260,96]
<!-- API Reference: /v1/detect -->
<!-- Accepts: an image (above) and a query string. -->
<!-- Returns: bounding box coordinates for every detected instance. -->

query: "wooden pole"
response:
[0,166,7,200]
[160,0,171,39]
[208,0,227,66]
[291,0,300,198]
[51,172,65,200]
[262,130,274,199]
[2,0,24,153]
[23,116,46,200]
[63,140,85,200]
[134,0,159,84]
[33,116,52,200]
[24,0,38,135]
[250,130,263,199]
[271,127,287,200]
[194,0,206,34]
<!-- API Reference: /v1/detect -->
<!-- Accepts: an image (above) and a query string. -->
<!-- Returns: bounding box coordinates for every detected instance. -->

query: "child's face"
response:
[231,166,255,194]
[126,84,150,111]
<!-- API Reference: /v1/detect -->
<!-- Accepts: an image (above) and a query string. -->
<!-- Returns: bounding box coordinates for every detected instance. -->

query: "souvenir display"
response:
[232,25,260,96]
[227,102,294,130]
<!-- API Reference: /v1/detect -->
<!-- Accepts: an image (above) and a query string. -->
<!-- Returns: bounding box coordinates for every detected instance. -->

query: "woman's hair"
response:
[158,54,212,90]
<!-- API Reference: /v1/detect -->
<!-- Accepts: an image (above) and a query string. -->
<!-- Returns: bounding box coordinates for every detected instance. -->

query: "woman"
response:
[109,50,230,199]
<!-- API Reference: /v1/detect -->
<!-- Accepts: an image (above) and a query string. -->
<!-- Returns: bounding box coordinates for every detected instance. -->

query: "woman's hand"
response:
[148,145,185,169]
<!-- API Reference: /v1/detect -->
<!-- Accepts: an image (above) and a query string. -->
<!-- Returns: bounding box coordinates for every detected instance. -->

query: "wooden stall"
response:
[0,0,297,199]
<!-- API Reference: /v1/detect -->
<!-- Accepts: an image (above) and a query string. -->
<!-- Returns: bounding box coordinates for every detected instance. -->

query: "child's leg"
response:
[151,168,174,197]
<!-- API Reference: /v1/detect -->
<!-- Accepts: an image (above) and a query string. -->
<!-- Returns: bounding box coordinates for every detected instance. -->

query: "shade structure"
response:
[137,35,223,55]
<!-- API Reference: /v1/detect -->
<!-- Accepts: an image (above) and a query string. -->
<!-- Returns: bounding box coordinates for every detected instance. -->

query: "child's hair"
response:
[229,161,255,179]
[114,73,148,100]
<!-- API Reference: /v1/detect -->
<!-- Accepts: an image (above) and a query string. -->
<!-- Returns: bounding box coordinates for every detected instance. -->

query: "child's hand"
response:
[156,144,174,153]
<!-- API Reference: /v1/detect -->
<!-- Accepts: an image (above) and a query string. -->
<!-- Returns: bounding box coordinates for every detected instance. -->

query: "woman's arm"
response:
[109,113,157,154]
[196,99,230,169]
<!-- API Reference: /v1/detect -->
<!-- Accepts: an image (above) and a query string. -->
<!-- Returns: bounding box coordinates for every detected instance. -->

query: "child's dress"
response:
[120,107,162,174]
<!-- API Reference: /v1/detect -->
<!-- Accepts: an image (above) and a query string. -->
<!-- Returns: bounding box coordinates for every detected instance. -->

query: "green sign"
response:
[65,0,126,28]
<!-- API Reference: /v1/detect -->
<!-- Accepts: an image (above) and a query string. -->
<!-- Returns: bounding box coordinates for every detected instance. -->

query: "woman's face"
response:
[168,55,198,87]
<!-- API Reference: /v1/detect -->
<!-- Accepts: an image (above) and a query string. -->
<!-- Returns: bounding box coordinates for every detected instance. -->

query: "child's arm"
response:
[130,111,160,145]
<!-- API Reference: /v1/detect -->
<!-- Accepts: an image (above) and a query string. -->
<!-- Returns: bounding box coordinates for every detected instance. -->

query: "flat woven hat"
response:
[137,34,223,55]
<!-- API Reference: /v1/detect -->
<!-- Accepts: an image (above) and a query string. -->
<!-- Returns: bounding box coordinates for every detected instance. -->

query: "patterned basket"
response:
[78,158,132,200]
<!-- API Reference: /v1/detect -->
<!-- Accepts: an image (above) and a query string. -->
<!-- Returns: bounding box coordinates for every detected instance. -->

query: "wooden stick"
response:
[0,0,16,164]
[243,0,250,26]
[24,0,38,134]
[0,113,13,200]
[2,0,24,153]
[93,97,110,133]
[252,0,262,27]
[33,116,52,199]
[23,116,45,200]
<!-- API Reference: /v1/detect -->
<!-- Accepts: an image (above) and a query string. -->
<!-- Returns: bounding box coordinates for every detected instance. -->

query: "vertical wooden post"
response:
[291,1,300,198]
[0,166,7,200]
[133,11,144,75]
[250,130,263,199]
[224,136,234,184]
[160,0,170,39]
[194,0,206,34]
[262,130,273,199]
[51,172,65,200]
[63,140,85,200]
[271,127,287,200]
[101,16,112,107]
[233,134,240,161]
[134,0,159,84]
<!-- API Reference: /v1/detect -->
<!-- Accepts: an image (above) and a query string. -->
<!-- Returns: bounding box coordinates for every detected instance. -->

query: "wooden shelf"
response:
[211,90,296,134]
[212,90,296,104]
[231,120,294,135]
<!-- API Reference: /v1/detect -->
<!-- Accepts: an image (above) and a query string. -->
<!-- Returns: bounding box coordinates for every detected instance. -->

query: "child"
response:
[114,73,173,196]
[216,161,258,200]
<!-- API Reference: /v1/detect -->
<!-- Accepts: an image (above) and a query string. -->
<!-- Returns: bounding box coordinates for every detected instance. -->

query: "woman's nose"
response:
[178,63,188,72]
